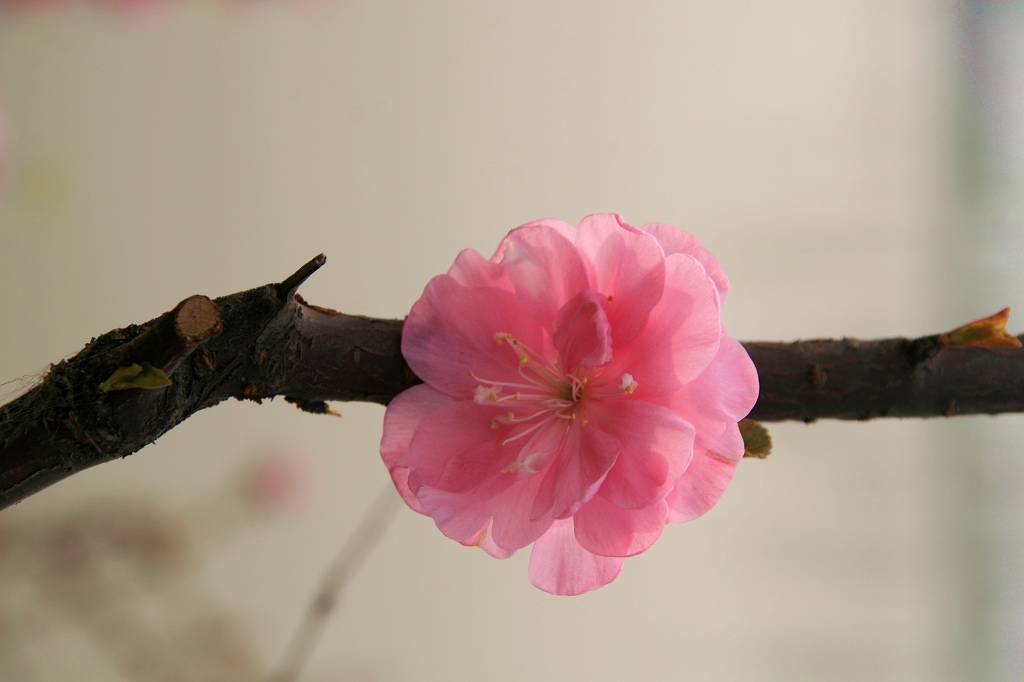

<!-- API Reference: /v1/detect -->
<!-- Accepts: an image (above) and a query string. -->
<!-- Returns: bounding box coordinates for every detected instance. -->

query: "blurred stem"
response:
[269,487,400,682]
[2,255,1024,509]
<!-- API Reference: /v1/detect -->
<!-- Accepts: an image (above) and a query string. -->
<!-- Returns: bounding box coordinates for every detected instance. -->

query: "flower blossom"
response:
[381,214,758,595]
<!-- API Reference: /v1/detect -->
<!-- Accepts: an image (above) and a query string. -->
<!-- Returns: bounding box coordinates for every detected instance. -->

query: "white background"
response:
[1,2,1022,680]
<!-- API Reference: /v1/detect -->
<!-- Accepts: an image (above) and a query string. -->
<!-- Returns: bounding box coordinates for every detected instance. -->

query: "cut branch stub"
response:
[174,295,223,346]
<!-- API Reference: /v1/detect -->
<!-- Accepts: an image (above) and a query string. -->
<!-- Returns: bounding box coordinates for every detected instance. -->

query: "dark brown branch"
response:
[2,256,1023,510]
[743,336,1024,421]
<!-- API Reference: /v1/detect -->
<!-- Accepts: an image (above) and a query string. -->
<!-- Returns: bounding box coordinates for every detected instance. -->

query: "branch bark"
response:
[2,256,1022,510]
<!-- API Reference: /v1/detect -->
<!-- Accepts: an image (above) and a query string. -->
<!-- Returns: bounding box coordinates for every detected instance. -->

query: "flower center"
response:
[468,331,637,476]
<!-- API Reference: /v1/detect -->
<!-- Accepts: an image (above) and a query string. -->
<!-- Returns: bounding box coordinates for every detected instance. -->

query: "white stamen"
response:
[473,385,502,404]
[476,330,635,474]
[500,412,560,447]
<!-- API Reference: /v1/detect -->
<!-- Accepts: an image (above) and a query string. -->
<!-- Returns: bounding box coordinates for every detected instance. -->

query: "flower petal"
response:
[611,252,722,394]
[639,221,730,300]
[552,289,613,373]
[664,333,759,438]
[517,217,579,243]
[418,470,554,551]
[488,473,555,550]
[492,224,590,330]
[574,214,666,346]
[531,421,620,521]
[666,422,744,523]
[574,496,669,557]
[398,400,556,550]
[660,336,755,524]
[476,519,517,559]
[528,518,624,595]
[591,399,695,510]
[415,484,497,546]
[402,275,548,399]
[447,247,514,291]
[402,400,515,494]
[380,384,453,515]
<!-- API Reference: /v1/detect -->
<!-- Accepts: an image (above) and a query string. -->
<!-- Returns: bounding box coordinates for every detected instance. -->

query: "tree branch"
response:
[2,256,1022,510]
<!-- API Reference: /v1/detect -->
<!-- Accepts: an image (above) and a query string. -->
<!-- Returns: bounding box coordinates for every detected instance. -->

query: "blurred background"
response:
[1,1,1022,680]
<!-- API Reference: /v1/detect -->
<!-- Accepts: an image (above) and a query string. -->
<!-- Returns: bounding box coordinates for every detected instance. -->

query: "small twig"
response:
[277,254,327,301]
[268,487,401,682]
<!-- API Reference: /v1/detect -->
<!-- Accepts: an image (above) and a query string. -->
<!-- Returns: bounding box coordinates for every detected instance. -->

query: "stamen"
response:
[501,412,560,447]
[566,374,587,402]
[503,459,536,474]
[478,329,624,469]
[504,405,567,424]
[498,334,561,384]
[469,371,541,393]
[500,421,565,475]
[473,385,502,404]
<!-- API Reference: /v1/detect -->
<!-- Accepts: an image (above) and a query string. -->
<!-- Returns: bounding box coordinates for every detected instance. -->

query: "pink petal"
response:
[664,333,759,435]
[666,423,744,523]
[639,221,730,300]
[591,399,695,510]
[402,275,548,399]
[418,471,554,551]
[380,384,453,515]
[528,518,624,595]
[492,224,590,330]
[476,519,517,559]
[574,214,666,347]
[487,472,556,550]
[402,401,516,494]
[398,399,557,550]
[531,421,620,521]
[574,496,669,557]
[611,253,722,395]
[662,337,754,524]
[447,247,514,291]
[552,289,613,373]
[517,217,579,243]
[416,484,496,546]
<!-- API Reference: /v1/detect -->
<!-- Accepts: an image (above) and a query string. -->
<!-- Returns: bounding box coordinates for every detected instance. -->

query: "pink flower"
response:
[381,214,758,595]
[241,450,314,515]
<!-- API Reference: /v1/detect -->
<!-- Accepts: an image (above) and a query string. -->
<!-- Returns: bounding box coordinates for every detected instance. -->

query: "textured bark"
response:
[744,336,1024,421]
[2,255,1022,510]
